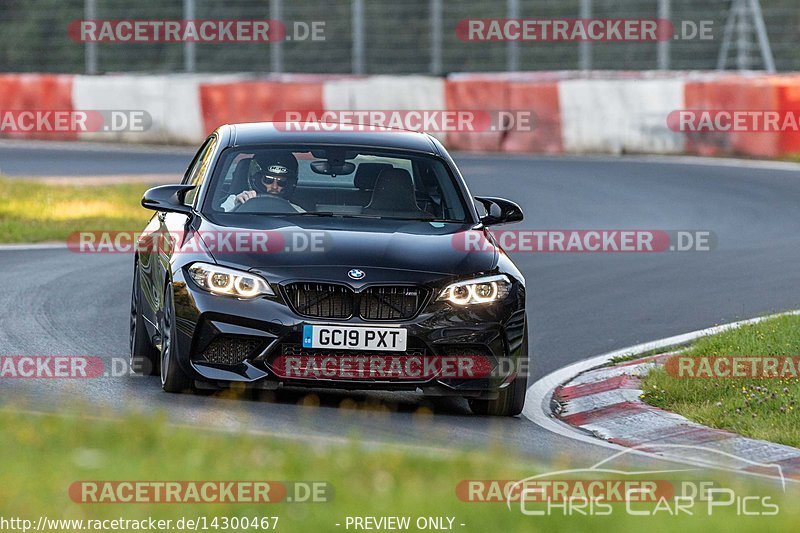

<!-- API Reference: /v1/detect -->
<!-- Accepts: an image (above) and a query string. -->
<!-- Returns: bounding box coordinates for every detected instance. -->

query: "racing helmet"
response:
[248,151,299,199]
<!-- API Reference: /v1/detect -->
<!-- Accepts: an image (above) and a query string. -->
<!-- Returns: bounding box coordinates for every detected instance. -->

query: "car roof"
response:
[223,122,441,155]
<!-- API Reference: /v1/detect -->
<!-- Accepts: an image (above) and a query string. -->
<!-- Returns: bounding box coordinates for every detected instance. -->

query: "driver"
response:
[220,151,304,212]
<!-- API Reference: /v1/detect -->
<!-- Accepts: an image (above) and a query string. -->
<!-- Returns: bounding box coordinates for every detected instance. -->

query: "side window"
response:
[183,136,217,206]
[181,139,210,185]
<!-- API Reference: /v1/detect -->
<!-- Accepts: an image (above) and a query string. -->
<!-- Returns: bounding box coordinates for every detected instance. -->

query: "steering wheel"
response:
[231,194,297,214]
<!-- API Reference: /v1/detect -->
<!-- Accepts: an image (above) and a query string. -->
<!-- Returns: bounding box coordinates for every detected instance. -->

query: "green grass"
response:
[0,178,151,243]
[641,314,800,448]
[607,345,689,366]
[0,407,797,532]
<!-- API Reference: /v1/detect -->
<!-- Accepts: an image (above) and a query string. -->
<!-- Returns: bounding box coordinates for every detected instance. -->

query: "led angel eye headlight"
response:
[188,262,274,299]
[234,276,260,298]
[209,272,233,291]
[472,282,498,303]
[438,274,511,306]
[450,285,472,305]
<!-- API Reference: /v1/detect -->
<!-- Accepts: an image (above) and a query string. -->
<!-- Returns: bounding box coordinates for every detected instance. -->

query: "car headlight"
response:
[187,262,274,299]
[437,274,512,305]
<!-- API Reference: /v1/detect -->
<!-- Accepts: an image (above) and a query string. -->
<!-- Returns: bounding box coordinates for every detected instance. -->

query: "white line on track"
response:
[0,243,68,251]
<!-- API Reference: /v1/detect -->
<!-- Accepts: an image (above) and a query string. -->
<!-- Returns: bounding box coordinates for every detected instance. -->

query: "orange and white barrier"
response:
[558,77,685,154]
[0,74,75,140]
[682,74,800,159]
[2,72,800,160]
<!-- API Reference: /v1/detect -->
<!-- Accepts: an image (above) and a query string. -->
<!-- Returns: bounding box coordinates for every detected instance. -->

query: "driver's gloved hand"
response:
[234,190,257,206]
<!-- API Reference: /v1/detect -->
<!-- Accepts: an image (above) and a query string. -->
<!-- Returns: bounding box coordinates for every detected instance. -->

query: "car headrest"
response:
[354,163,393,190]
[230,157,252,193]
[366,168,424,214]
[418,163,439,192]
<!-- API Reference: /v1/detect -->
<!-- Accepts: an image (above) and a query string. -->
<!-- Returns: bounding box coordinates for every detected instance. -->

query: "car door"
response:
[148,135,218,318]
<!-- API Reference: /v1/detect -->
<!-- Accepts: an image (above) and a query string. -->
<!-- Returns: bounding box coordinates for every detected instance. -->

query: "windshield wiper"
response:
[292,212,337,217]
[285,212,397,220]
[367,216,464,223]
[292,212,380,218]
[280,212,464,223]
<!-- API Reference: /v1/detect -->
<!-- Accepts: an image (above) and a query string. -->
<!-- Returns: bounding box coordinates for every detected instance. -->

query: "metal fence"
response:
[0,0,796,74]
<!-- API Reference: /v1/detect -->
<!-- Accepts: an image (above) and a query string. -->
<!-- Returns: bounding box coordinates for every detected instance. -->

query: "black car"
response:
[130,122,528,416]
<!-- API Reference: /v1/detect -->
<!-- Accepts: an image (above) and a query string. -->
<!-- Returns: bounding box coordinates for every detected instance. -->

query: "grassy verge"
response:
[0,178,151,243]
[0,408,796,531]
[641,314,800,448]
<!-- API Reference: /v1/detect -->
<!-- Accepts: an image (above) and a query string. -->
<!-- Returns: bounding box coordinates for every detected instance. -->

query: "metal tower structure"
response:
[717,0,776,72]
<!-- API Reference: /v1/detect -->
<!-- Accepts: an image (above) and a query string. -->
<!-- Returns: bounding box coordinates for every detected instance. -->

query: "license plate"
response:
[302,325,407,352]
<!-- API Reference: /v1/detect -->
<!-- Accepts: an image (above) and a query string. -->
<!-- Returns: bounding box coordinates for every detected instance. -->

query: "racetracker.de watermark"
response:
[669,110,800,133]
[0,110,150,133]
[270,354,526,380]
[454,230,716,253]
[666,355,800,379]
[67,230,328,255]
[456,18,713,42]
[0,356,105,379]
[69,481,331,504]
[457,479,674,503]
[274,110,536,133]
[68,20,326,43]
[0,356,184,379]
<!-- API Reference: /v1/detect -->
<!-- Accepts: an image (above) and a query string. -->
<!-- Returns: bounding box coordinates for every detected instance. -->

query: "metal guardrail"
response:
[0,0,793,74]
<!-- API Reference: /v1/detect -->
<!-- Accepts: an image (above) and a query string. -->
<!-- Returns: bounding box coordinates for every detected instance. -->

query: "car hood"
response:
[196,216,498,285]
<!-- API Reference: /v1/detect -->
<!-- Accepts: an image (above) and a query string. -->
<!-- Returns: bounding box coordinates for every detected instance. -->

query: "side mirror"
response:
[474,196,524,227]
[141,184,196,215]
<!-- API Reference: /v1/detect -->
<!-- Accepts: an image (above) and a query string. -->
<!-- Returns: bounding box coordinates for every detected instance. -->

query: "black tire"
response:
[130,264,159,376]
[159,281,194,393]
[469,325,529,417]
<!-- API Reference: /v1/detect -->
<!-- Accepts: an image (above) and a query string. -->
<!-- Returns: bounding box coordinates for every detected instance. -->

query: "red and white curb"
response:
[524,311,800,482]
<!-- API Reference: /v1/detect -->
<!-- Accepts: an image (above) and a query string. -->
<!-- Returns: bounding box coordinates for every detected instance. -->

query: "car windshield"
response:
[202,145,470,223]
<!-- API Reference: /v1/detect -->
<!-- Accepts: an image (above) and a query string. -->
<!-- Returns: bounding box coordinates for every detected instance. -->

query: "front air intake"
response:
[199,335,265,365]
[283,283,427,321]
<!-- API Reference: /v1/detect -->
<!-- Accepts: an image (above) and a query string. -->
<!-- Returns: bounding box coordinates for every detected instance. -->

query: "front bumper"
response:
[171,271,526,398]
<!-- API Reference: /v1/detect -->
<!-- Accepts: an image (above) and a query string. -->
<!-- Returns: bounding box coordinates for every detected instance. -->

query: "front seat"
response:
[229,157,252,193]
[216,157,253,205]
[363,168,433,219]
[353,162,393,206]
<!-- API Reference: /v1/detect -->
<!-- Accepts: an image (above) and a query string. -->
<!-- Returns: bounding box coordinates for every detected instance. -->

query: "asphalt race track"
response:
[2,140,800,467]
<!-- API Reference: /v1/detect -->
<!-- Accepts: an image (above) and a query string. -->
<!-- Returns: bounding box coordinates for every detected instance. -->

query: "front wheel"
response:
[130,264,159,376]
[159,281,194,393]
[469,325,529,416]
